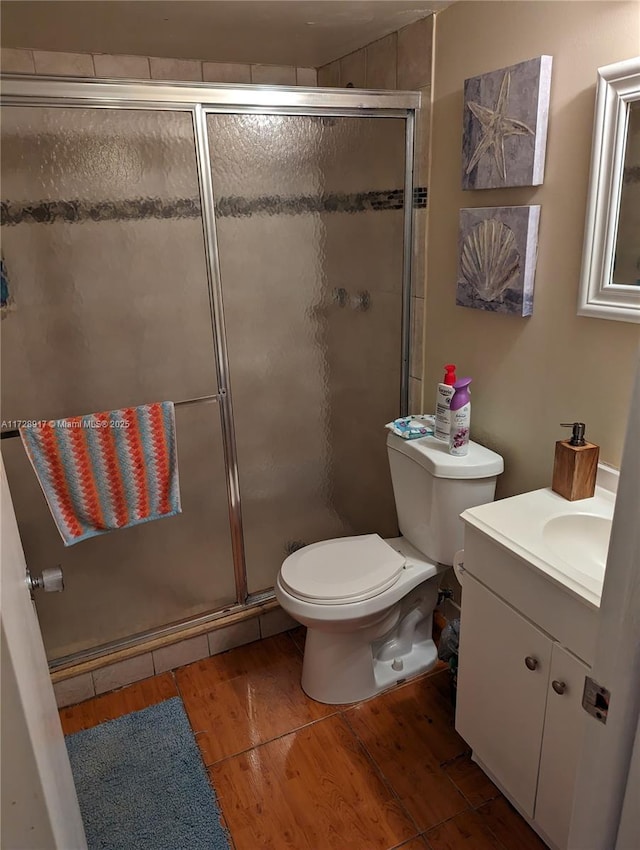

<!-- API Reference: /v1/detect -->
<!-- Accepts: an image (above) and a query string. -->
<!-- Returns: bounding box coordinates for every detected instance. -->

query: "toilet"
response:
[275,430,504,704]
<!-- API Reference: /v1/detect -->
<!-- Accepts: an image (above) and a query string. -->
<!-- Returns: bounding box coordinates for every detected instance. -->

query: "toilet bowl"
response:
[276,534,444,703]
[275,431,504,704]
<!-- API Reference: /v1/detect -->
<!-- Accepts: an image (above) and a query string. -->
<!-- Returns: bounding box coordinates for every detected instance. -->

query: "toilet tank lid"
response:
[387,432,504,479]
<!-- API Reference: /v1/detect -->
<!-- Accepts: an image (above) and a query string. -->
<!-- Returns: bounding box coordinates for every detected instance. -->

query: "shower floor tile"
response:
[59,628,545,850]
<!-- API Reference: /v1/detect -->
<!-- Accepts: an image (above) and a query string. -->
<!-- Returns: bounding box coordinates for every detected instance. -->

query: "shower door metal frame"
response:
[1,75,420,669]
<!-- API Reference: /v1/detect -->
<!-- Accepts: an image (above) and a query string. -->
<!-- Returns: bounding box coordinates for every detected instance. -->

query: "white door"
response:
[456,572,552,817]
[535,643,588,849]
[569,354,640,849]
[0,458,87,849]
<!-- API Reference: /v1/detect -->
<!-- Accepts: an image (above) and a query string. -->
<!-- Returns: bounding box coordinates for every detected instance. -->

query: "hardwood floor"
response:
[175,633,335,765]
[60,629,547,850]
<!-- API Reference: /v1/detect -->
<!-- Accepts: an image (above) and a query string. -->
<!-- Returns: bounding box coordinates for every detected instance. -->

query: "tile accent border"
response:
[1,197,201,225]
[2,187,427,226]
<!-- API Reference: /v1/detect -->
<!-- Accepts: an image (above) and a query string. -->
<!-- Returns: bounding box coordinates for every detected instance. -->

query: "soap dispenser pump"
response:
[552,422,599,501]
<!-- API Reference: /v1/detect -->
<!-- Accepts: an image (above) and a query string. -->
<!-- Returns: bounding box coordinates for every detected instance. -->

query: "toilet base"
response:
[301,627,439,705]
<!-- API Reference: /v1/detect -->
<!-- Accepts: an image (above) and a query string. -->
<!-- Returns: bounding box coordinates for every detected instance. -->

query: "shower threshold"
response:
[49,590,278,682]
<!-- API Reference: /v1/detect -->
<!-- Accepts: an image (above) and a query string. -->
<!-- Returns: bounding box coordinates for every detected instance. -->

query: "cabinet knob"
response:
[552,680,567,695]
[524,656,539,671]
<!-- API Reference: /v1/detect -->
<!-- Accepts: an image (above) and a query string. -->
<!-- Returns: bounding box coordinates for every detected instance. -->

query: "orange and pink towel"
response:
[20,402,181,546]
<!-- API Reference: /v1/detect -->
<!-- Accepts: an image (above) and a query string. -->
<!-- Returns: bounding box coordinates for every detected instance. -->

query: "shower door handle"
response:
[26,565,64,597]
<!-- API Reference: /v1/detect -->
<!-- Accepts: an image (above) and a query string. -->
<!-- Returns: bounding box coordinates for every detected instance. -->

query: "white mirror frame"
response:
[578,56,640,323]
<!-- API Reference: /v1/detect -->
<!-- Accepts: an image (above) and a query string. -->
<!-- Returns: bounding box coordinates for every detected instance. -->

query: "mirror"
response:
[578,57,640,323]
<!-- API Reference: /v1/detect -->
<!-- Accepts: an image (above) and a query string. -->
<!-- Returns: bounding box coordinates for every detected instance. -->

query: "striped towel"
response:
[20,402,181,546]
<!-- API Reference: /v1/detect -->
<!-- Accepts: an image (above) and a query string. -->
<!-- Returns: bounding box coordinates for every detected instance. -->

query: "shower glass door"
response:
[207,113,407,594]
[1,106,236,660]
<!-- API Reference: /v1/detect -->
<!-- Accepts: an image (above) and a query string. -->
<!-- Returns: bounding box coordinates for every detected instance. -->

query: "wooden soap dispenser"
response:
[552,422,599,501]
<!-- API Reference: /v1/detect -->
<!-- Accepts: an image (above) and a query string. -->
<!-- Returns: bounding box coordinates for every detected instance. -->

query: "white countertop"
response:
[461,484,616,609]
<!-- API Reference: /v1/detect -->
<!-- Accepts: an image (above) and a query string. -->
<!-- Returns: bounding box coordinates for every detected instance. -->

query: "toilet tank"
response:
[386,432,504,565]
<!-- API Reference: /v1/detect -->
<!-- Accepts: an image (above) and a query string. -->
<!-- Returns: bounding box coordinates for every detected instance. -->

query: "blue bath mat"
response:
[65,697,230,850]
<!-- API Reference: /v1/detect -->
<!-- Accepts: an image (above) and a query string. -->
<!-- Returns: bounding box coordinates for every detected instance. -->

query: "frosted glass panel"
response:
[0,105,235,660]
[207,114,406,594]
[1,402,235,659]
[1,106,217,421]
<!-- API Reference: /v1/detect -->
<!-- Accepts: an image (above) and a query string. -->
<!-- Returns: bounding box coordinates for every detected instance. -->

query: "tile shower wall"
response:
[0,46,317,87]
[318,15,434,414]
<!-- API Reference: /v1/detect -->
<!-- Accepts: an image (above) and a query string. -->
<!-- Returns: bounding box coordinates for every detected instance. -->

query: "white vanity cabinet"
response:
[454,480,614,849]
[456,573,588,849]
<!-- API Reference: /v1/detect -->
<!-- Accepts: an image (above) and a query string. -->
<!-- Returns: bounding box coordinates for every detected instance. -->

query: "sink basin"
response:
[461,476,618,607]
[542,514,612,577]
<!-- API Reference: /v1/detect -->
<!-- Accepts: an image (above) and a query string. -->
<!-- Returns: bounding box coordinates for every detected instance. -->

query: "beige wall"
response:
[425,1,640,498]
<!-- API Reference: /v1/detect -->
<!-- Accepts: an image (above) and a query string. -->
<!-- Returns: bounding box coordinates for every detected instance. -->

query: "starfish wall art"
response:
[462,56,553,189]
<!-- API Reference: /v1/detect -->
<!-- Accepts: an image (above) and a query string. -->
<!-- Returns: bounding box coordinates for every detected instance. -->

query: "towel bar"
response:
[0,392,223,440]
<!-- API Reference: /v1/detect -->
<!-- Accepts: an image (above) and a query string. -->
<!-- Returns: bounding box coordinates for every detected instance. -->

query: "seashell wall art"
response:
[456,205,541,316]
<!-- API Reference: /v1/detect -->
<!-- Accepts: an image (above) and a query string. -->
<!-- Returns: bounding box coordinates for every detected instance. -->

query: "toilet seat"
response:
[279,534,405,605]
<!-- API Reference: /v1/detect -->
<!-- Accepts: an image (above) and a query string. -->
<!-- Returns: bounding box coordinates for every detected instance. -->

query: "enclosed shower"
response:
[0,76,420,670]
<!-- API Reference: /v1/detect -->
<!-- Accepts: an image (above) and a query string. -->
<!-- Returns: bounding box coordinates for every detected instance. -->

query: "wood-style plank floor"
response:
[60,628,546,850]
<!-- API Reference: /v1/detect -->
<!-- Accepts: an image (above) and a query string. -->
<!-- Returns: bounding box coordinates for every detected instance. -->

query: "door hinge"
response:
[582,675,610,724]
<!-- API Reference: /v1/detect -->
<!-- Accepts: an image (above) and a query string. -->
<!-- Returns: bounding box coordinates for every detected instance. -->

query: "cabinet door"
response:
[535,644,588,849]
[456,574,552,817]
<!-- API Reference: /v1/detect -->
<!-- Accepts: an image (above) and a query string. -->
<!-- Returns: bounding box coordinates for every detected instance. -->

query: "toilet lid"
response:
[280,534,405,604]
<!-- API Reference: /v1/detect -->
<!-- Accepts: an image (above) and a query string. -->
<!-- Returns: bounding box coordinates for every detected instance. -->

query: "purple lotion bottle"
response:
[449,377,471,456]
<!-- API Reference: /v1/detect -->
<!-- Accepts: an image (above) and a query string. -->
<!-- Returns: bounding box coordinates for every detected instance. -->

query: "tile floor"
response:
[59,628,547,850]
